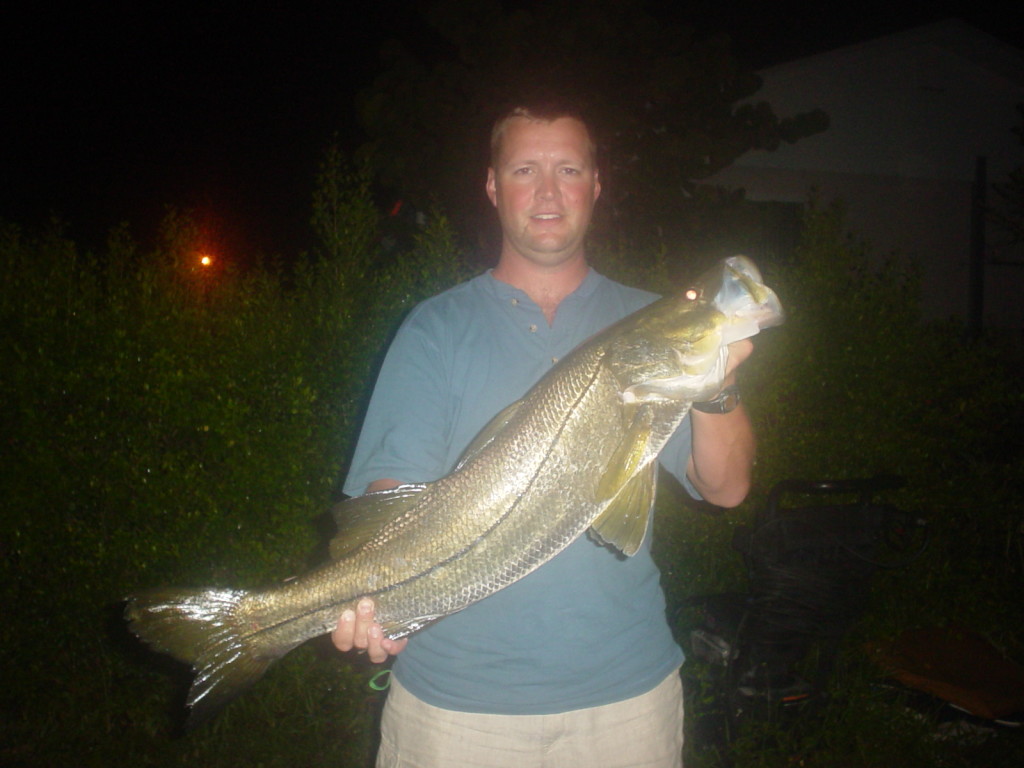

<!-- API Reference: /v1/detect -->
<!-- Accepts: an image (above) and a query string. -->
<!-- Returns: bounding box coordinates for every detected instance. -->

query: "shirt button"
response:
[551,356,559,364]
[510,298,519,306]
[528,324,537,333]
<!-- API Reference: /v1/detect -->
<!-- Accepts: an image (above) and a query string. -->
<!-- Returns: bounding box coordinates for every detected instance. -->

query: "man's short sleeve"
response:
[342,307,453,496]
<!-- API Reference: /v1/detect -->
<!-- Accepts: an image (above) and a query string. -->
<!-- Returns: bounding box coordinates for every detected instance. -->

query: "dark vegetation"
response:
[353,0,827,263]
[2,151,1022,765]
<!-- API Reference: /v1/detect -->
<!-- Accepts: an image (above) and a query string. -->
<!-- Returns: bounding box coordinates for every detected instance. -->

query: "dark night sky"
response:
[3,1,1022,258]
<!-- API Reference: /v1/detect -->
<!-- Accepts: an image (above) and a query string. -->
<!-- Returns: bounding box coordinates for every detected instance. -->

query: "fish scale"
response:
[125,255,783,727]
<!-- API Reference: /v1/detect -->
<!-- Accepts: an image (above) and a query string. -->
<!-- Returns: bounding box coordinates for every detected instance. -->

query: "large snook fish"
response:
[125,255,783,727]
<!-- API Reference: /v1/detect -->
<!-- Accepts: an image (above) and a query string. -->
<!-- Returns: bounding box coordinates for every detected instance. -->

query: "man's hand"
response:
[333,482,408,663]
[331,598,408,663]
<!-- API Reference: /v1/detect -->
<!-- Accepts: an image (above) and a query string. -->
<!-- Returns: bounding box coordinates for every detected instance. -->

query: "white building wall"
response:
[709,20,1024,328]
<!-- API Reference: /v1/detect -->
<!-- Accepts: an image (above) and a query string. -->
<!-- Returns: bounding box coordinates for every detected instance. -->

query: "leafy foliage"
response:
[2,174,1021,767]
[653,201,1024,765]
[0,167,469,765]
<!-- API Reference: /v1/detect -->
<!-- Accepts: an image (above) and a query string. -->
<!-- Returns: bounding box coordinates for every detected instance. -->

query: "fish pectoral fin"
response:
[329,484,427,559]
[595,405,653,504]
[453,399,523,471]
[590,461,657,557]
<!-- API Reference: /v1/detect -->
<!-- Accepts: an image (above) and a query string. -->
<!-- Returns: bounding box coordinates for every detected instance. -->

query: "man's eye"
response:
[513,167,533,175]
[560,167,581,176]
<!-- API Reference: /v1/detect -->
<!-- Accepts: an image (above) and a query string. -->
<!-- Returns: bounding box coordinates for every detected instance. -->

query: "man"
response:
[333,103,755,766]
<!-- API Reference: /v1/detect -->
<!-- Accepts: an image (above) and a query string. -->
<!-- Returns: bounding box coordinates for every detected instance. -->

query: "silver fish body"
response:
[125,255,783,726]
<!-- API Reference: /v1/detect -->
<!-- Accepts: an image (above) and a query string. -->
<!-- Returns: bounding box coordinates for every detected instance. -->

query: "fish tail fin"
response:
[125,588,279,728]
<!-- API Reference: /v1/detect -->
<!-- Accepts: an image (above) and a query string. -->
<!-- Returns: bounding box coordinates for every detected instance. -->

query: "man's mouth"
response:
[532,213,562,220]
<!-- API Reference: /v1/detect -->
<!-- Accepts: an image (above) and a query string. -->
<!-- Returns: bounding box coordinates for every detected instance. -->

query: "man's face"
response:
[486,116,601,269]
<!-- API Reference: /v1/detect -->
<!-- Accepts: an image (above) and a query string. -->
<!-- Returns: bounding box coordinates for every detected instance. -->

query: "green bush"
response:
[653,201,1024,766]
[1,181,1019,767]
[0,168,469,765]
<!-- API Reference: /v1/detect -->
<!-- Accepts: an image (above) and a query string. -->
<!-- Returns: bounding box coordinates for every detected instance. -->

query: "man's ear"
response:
[485,167,498,207]
[593,167,601,201]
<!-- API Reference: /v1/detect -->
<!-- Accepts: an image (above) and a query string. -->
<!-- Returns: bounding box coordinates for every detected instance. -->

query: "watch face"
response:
[694,385,740,414]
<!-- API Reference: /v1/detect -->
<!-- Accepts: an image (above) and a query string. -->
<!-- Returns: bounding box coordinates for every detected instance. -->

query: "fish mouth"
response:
[713,257,785,333]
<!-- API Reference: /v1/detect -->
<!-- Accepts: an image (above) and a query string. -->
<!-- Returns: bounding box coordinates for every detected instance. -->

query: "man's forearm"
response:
[685,397,755,508]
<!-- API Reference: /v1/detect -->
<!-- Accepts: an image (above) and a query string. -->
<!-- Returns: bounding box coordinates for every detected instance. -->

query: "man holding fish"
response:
[334,100,761,767]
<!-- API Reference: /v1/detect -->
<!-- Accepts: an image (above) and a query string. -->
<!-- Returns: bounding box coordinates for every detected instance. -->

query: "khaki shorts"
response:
[376,670,684,768]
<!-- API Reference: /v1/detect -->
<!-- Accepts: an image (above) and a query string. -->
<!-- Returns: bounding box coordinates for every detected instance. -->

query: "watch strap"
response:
[692,384,741,414]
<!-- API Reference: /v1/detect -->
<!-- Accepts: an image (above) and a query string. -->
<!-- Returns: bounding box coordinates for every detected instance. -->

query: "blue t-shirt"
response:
[344,269,688,714]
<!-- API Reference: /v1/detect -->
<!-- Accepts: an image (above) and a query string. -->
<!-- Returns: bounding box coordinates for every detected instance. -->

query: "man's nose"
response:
[534,172,558,200]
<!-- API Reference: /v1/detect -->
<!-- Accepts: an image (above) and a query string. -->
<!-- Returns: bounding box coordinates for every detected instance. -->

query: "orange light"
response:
[199,254,213,267]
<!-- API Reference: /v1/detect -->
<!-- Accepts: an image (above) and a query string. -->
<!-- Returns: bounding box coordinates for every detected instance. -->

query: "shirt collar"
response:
[481,267,605,308]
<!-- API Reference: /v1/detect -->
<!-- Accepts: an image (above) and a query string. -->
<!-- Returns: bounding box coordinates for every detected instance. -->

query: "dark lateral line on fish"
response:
[242,355,608,641]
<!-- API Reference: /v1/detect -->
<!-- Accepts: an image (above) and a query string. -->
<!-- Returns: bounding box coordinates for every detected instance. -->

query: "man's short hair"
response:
[489,100,598,168]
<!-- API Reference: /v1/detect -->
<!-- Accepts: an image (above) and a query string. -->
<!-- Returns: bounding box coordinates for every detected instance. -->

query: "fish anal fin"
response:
[380,613,442,639]
[329,484,426,559]
[590,461,656,557]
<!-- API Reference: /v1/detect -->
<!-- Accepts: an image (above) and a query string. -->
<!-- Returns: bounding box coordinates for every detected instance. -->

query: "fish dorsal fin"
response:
[453,399,523,471]
[590,461,657,557]
[328,484,426,559]
[590,406,658,556]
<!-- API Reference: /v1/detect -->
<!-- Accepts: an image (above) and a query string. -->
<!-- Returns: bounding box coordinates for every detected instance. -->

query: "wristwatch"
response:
[692,385,741,414]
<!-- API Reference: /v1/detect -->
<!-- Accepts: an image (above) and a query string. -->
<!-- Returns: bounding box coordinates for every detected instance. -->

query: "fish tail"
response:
[125,587,281,728]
